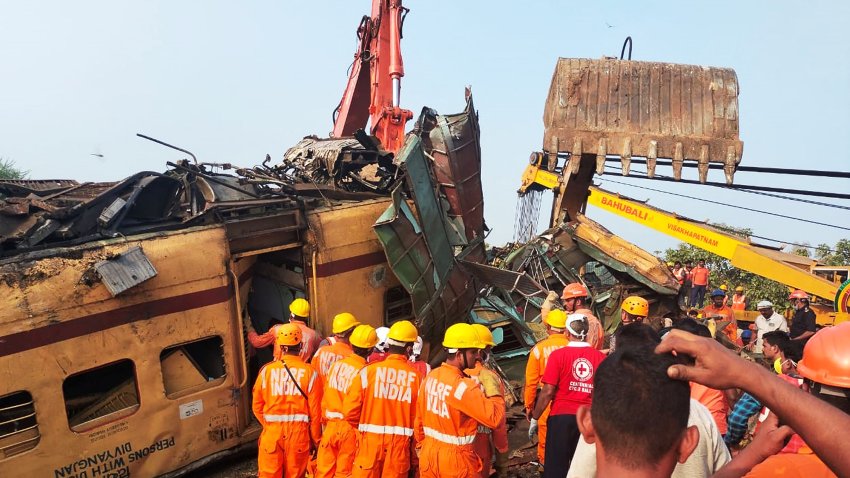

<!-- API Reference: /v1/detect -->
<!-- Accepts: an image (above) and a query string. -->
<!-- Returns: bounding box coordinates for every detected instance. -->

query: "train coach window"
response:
[0,391,40,459]
[63,360,140,432]
[160,336,226,398]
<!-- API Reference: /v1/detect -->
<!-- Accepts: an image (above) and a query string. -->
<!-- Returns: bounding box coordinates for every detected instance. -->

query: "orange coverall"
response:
[576,308,604,351]
[316,353,367,478]
[252,355,323,478]
[523,332,568,463]
[465,362,508,478]
[415,363,506,478]
[312,340,353,383]
[343,354,423,478]
[291,318,322,361]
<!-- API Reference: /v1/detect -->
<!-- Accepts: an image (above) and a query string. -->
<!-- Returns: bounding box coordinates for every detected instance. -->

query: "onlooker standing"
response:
[748,301,789,354]
[671,261,688,308]
[682,262,694,307]
[572,345,699,478]
[689,260,710,308]
[532,314,606,478]
[788,290,817,344]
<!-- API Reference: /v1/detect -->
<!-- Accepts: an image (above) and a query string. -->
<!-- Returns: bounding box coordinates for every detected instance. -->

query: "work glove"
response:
[478,369,502,398]
[528,418,538,441]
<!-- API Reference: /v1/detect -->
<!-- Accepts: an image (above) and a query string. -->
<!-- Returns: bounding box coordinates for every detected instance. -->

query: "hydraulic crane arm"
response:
[332,0,413,153]
[585,186,839,303]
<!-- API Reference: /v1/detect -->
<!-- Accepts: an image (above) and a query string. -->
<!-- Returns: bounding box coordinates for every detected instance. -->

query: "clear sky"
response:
[1,1,848,256]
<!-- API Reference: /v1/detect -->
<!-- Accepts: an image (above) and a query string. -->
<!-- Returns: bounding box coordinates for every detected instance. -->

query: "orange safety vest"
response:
[312,341,353,383]
[343,354,422,437]
[702,305,737,342]
[252,355,323,445]
[732,294,747,311]
[524,334,569,412]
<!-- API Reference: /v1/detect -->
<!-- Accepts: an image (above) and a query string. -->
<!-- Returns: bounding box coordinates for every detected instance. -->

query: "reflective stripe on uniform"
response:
[453,381,468,401]
[358,423,414,436]
[325,411,344,420]
[265,413,309,423]
[477,425,492,434]
[423,426,476,445]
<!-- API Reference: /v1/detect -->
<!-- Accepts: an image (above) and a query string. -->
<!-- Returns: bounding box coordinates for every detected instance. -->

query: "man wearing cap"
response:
[532,313,607,478]
[317,325,379,478]
[312,312,360,382]
[343,320,422,478]
[749,301,789,354]
[415,323,506,478]
[252,324,323,478]
[524,310,570,468]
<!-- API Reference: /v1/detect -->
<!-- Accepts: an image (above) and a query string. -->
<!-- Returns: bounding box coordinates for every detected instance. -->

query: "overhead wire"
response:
[602,164,850,210]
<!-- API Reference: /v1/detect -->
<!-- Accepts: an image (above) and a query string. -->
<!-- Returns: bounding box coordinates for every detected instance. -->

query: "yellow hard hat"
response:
[387,320,418,344]
[544,309,567,329]
[735,286,744,293]
[332,312,361,334]
[720,284,728,291]
[442,323,484,350]
[471,324,495,346]
[289,298,310,318]
[349,324,379,349]
[621,296,649,317]
[276,323,303,347]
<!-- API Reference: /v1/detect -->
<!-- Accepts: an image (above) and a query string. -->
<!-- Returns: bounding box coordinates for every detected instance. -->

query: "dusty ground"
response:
[187,404,542,478]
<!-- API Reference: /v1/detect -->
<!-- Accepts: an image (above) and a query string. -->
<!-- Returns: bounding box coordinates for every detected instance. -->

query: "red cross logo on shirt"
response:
[572,358,593,381]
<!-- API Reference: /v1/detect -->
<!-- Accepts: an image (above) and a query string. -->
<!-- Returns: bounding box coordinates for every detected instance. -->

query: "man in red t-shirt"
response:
[531,313,606,478]
[689,260,710,308]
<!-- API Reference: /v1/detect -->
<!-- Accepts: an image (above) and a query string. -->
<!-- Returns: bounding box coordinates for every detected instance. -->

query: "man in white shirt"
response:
[750,300,789,354]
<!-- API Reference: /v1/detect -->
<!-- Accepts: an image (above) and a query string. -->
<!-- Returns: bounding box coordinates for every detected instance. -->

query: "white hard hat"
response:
[412,336,423,356]
[757,300,773,309]
[375,327,390,352]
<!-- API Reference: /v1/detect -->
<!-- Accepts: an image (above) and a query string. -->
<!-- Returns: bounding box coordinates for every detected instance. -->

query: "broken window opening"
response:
[160,336,227,398]
[385,286,414,325]
[582,261,616,291]
[0,391,40,460]
[63,360,140,432]
[492,325,523,356]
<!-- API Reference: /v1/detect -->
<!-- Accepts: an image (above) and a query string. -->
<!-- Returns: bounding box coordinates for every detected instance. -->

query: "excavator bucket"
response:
[543,58,743,182]
[535,58,744,224]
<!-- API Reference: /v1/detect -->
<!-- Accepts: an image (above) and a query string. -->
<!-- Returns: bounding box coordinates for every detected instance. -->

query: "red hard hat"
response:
[789,289,810,300]
[561,283,589,300]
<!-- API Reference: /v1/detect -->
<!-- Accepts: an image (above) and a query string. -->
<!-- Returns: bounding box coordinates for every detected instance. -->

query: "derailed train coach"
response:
[0,96,491,477]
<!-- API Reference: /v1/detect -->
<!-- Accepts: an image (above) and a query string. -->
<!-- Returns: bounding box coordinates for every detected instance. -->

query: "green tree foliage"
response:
[815,239,850,266]
[0,158,27,180]
[662,223,791,311]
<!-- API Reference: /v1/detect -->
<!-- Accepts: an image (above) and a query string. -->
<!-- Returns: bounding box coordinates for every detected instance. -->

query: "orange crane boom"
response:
[332,0,413,153]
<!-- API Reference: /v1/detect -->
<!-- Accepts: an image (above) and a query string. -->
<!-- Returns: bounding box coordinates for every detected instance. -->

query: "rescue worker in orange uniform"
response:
[316,324,378,478]
[524,309,569,467]
[252,324,323,478]
[608,296,649,352]
[701,289,737,344]
[288,298,323,361]
[247,316,286,362]
[312,312,360,382]
[731,286,748,311]
[466,324,509,478]
[561,283,603,350]
[343,320,423,478]
[415,323,506,478]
